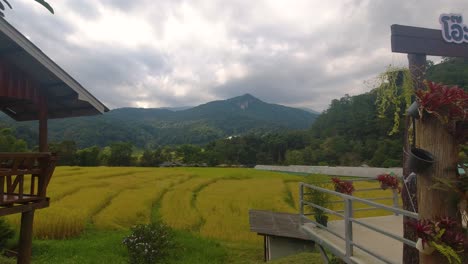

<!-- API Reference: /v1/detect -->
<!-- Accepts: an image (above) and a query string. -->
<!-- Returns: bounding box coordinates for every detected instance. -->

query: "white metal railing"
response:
[299,181,419,264]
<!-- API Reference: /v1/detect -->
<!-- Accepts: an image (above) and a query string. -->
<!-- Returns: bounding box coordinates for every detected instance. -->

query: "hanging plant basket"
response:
[416,238,435,255]
[407,148,435,173]
[407,101,420,119]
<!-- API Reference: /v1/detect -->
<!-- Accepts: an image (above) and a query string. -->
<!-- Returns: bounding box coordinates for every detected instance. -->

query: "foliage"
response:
[331,177,354,195]
[374,67,414,135]
[376,173,400,193]
[415,81,468,140]
[0,128,27,152]
[122,222,175,264]
[108,142,134,166]
[304,181,332,226]
[0,0,53,17]
[426,58,468,89]
[76,146,101,166]
[139,148,163,167]
[0,217,14,250]
[49,140,77,165]
[430,171,468,227]
[408,217,466,264]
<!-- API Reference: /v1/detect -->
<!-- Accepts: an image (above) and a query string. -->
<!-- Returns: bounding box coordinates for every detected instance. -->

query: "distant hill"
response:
[0,94,318,148]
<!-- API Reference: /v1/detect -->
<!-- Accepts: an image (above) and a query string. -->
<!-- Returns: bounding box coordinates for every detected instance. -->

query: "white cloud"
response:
[6,0,468,111]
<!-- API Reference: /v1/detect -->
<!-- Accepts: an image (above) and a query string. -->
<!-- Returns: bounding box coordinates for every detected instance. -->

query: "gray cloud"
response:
[5,0,468,111]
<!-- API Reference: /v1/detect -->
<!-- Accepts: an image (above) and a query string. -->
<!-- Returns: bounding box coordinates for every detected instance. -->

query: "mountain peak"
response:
[228,93,260,100]
[227,94,262,110]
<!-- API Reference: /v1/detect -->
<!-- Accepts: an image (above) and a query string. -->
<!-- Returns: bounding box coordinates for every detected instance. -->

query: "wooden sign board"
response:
[391,24,468,58]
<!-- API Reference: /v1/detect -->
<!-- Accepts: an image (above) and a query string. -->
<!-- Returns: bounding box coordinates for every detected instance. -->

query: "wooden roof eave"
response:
[0,18,109,120]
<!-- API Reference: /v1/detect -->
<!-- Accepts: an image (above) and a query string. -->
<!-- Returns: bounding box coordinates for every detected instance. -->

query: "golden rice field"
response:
[5,167,400,243]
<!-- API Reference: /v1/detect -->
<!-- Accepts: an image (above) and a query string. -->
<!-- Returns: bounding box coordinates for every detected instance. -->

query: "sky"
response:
[5,0,468,111]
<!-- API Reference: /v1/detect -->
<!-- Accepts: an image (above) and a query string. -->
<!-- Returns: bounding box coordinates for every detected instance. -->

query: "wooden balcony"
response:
[0,152,57,217]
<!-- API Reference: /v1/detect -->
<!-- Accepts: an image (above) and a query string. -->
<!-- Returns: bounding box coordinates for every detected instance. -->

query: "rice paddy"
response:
[5,167,400,242]
[4,167,401,263]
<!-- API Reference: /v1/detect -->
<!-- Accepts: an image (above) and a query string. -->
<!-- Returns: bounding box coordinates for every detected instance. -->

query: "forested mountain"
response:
[202,58,468,167]
[426,58,468,88]
[0,94,317,148]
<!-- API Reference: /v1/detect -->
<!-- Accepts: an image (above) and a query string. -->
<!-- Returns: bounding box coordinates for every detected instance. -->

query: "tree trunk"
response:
[416,115,459,264]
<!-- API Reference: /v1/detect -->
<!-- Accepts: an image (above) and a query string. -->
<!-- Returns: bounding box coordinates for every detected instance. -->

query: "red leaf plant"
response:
[376,173,401,193]
[331,177,354,195]
[407,217,467,263]
[415,82,468,140]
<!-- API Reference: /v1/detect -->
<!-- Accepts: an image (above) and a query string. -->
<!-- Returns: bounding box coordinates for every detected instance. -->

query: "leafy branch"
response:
[374,66,414,135]
[0,0,54,17]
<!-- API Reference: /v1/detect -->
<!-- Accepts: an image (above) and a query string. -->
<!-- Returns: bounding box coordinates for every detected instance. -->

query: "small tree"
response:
[108,142,134,166]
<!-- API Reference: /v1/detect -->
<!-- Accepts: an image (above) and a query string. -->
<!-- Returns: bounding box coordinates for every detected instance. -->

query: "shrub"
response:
[304,180,332,227]
[122,222,175,264]
[0,218,14,250]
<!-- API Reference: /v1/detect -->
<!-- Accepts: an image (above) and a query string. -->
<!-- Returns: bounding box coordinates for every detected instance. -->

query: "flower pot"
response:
[314,214,328,227]
[407,101,420,119]
[416,238,435,255]
[407,148,435,173]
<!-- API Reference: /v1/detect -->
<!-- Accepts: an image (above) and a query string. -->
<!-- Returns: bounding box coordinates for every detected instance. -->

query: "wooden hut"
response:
[0,18,108,263]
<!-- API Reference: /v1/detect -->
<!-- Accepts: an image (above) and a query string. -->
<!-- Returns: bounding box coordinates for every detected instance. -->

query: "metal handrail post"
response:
[392,189,399,216]
[299,183,304,225]
[344,198,353,259]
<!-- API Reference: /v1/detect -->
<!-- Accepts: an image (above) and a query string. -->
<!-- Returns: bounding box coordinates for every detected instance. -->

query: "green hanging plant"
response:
[375,66,414,135]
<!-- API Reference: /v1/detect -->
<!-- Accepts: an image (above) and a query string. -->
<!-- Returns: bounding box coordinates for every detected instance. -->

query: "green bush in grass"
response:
[123,222,175,264]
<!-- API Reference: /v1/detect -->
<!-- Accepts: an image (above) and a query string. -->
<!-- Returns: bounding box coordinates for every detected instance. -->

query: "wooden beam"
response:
[391,24,468,58]
[0,199,49,217]
[18,209,34,264]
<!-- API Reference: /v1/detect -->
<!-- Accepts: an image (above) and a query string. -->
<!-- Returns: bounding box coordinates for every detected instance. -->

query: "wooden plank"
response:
[0,199,48,217]
[391,24,468,58]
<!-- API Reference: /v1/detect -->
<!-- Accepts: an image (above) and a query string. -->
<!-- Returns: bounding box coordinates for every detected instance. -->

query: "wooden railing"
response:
[0,152,57,207]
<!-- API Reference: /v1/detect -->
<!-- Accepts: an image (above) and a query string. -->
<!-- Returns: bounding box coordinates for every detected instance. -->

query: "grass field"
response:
[2,167,399,263]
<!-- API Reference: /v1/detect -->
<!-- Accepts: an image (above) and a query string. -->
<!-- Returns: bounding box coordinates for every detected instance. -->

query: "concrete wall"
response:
[266,235,314,261]
[255,165,402,178]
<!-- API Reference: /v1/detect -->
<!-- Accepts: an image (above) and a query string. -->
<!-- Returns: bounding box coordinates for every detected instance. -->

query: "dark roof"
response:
[0,18,108,121]
[249,209,313,240]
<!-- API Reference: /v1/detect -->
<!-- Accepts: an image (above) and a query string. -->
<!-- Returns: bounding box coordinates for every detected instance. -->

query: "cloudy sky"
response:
[5,0,468,111]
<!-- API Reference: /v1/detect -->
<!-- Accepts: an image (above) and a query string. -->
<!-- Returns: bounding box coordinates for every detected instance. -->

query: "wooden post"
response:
[17,209,34,264]
[38,96,48,152]
[391,23,468,264]
[401,53,426,264]
[17,96,48,264]
[416,116,459,264]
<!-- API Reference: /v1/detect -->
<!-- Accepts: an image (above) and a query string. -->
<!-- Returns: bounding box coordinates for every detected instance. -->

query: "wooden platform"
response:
[301,215,404,264]
[249,210,313,240]
[1,194,43,205]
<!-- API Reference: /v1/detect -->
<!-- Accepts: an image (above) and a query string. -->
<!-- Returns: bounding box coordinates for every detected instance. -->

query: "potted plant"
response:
[414,81,468,139]
[408,217,466,264]
[305,181,332,227]
[376,173,401,193]
[331,177,354,195]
